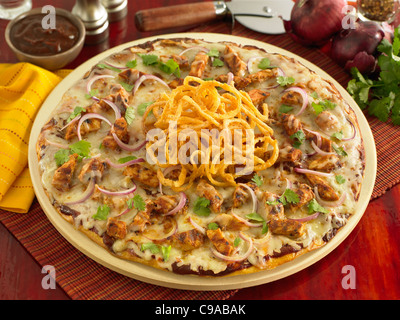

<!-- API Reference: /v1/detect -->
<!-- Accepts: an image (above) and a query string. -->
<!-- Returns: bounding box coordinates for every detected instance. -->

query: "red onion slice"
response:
[294,167,334,178]
[227,72,234,86]
[342,118,357,141]
[102,99,122,120]
[133,74,171,95]
[211,232,253,262]
[237,183,258,213]
[231,212,263,228]
[96,184,137,196]
[164,192,187,216]
[111,132,146,152]
[105,157,145,169]
[289,212,320,222]
[64,178,96,205]
[45,138,69,149]
[104,61,128,70]
[77,113,112,141]
[311,140,335,156]
[86,75,115,100]
[189,216,206,235]
[314,187,347,207]
[60,114,81,130]
[178,46,209,56]
[283,87,309,116]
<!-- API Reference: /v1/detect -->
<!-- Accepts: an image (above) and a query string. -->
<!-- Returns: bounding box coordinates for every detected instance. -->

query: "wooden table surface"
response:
[0,0,399,300]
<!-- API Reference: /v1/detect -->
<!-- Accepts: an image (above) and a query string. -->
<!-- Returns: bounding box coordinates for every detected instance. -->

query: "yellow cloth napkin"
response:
[0,63,72,213]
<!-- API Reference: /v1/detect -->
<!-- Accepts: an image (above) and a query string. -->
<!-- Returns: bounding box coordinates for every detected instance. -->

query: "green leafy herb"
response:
[85,88,99,99]
[266,199,280,206]
[279,104,294,114]
[335,175,346,184]
[331,131,343,141]
[251,174,263,187]
[245,213,268,234]
[347,27,400,125]
[258,58,273,70]
[54,149,70,167]
[207,222,219,230]
[277,76,295,87]
[67,106,86,122]
[139,54,159,66]
[69,140,91,159]
[290,130,306,149]
[234,237,241,247]
[311,99,337,115]
[131,194,146,211]
[279,189,300,206]
[93,204,110,220]
[137,101,154,116]
[120,82,134,92]
[193,197,211,216]
[161,245,172,261]
[333,145,348,157]
[126,59,137,68]
[141,243,160,254]
[118,155,137,164]
[125,106,135,125]
[212,58,224,67]
[159,59,180,77]
[96,63,121,73]
[310,92,319,99]
[206,48,220,57]
[307,199,329,214]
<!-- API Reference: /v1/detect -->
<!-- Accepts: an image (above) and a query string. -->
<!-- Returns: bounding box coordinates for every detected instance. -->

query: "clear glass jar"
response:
[357,0,399,22]
[0,0,32,20]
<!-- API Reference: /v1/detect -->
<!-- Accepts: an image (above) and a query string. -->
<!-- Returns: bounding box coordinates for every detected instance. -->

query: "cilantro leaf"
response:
[206,48,220,57]
[140,54,159,66]
[307,199,328,214]
[279,104,294,114]
[137,101,153,116]
[96,63,121,73]
[258,58,272,70]
[290,130,305,149]
[54,149,70,167]
[93,204,110,220]
[335,175,346,184]
[251,174,263,187]
[161,245,172,261]
[277,76,295,87]
[193,197,211,216]
[331,131,343,141]
[69,140,91,158]
[67,106,86,122]
[207,222,219,230]
[333,145,348,157]
[126,59,137,68]
[279,189,300,206]
[159,59,180,77]
[118,155,137,164]
[212,58,224,67]
[245,212,264,222]
[132,194,146,211]
[141,243,160,254]
[125,106,135,125]
[85,88,98,99]
[120,82,134,92]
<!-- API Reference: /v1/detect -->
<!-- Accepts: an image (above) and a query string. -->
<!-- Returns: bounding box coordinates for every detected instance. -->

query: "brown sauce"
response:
[10,14,79,56]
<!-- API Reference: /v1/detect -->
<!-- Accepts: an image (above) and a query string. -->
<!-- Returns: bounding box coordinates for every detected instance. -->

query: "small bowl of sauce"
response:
[5,8,85,70]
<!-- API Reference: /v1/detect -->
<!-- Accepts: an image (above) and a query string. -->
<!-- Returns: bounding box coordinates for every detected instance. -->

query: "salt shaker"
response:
[72,0,109,44]
[101,0,128,22]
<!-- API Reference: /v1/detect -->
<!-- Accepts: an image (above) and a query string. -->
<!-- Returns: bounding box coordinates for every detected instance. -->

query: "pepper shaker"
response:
[72,0,109,44]
[101,0,128,22]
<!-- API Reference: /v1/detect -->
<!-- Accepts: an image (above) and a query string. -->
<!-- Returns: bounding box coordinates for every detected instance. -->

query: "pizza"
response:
[36,38,365,277]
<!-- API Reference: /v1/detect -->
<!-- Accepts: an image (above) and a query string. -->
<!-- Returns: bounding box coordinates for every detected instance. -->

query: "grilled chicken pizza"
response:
[36,38,365,276]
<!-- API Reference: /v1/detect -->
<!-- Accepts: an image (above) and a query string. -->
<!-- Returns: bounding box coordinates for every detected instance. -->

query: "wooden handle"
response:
[135,2,218,32]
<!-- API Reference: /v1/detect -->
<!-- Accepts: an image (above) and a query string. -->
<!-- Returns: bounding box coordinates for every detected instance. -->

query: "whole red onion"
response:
[284,0,347,46]
[330,20,385,74]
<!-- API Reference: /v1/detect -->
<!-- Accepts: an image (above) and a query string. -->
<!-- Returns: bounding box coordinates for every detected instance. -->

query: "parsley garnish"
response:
[290,130,306,149]
[347,27,400,125]
[93,204,110,220]
[193,197,211,216]
[277,76,295,87]
[251,174,263,187]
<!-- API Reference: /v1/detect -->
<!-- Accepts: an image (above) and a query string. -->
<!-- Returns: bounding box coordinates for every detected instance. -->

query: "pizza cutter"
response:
[135,0,294,35]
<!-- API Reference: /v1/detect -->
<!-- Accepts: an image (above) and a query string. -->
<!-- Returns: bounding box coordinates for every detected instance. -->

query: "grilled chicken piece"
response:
[214,74,251,90]
[78,158,108,183]
[128,199,154,232]
[212,213,249,231]
[102,117,130,151]
[206,228,233,256]
[248,89,270,107]
[123,164,159,188]
[196,179,223,213]
[167,229,205,251]
[305,174,340,201]
[308,154,341,172]
[278,145,303,163]
[168,78,184,89]
[160,54,189,69]
[268,219,306,239]
[106,217,127,239]
[290,184,314,210]
[52,153,78,191]
[247,69,276,83]
[189,51,209,78]
[281,113,303,137]
[281,90,302,105]
[64,116,102,140]
[263,192,284,220]
[224,45,247,77]
[118,68,145,85]
[232,182,258,208]
[106,84,131,113]
[153,194,187,215]
[315,111,340,132]
[304,129,333,152]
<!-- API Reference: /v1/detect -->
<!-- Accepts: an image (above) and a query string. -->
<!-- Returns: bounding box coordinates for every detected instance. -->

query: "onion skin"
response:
[284,0,347,46]
[331,20,385,74]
